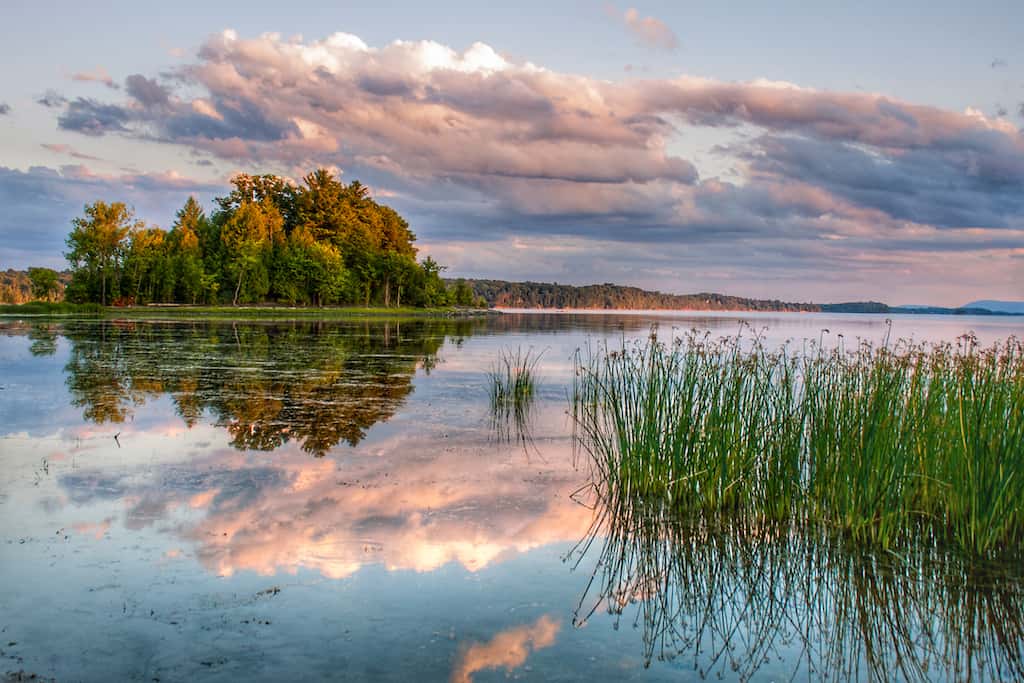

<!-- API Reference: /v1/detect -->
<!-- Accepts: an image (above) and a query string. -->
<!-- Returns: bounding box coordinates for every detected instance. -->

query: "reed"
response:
[572,329,1024,556]
[569,499,1024,679]
[488,346,543,444]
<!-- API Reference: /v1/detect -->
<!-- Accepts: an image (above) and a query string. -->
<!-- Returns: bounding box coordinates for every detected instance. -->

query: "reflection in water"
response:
[56,319,476,455]
[27,322,59,357]
[450,615,560,683]
[49,420,594,579]
[571,494,1024,680]
[3,312,1022,681]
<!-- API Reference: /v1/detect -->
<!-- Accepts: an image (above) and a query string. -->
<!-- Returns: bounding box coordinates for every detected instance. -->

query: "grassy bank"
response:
[0,301,104,316]
[572,330,1024,556]
[0,302,493,320]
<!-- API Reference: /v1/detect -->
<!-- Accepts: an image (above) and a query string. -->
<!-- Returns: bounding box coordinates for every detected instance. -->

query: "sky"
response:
[1,0,1022,305]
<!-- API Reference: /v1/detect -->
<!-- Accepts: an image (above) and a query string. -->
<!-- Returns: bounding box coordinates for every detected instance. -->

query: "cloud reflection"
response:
[450,615,560,683]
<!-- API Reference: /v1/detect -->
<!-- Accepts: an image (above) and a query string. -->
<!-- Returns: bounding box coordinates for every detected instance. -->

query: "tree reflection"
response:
[57,318,478,455]
[28,323,59,356]
[570,494,1024,680]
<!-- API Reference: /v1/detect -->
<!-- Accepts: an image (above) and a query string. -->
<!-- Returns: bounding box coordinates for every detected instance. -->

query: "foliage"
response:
[65,201,142,305]
[60,169,452,308]
[27,267,61,301]
[462,278,819,311]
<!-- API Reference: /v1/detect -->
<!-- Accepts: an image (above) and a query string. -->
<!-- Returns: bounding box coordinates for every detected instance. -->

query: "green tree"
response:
[123,226,168,304]
[65,201,140,305]
[27,267,60,301]
[216,173,296,229]
[451,278,475,306]
[221,199,283,305]
[169,197,212,303]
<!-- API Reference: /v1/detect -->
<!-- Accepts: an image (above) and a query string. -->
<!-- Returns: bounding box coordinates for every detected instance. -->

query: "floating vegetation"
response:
[571,329,1024,556]
[488,346,543,447]
[569,498,1024,679]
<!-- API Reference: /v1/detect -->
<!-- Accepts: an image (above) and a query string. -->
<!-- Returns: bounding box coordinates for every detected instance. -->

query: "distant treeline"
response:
[461,279,819,312]
[49,170,482,308]
[1,268,70,304]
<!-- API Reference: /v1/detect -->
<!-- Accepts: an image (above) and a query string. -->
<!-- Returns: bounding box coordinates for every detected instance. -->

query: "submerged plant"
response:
[571,328,1024,556]
[488,346,544,446]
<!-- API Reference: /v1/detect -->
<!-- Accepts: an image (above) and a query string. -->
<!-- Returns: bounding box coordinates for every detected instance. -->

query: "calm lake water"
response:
[1,311,1022,682]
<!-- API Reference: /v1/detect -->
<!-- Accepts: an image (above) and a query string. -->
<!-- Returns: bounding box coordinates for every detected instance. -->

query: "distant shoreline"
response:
[492,306,1024,318]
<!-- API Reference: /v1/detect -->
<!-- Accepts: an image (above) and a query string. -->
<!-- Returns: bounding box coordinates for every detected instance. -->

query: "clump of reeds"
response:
[572,329,1024,556]
[569,496,1024,679]
[488,346,543,445]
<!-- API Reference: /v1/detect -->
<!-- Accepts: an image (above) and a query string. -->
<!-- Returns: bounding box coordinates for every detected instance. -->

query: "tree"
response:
[215,173,296,229]
[221,199,283,305]
[123,226,168,304]
[27,267,60,302]
[169,197,211,303]
[65,201,140,305]
[451,279,477,306]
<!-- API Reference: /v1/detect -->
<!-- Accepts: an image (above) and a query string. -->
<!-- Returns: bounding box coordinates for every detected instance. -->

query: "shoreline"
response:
[0,303,497,320]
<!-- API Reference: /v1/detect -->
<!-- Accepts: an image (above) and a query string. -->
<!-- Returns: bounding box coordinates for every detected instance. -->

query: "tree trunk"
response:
[233,269,243,306]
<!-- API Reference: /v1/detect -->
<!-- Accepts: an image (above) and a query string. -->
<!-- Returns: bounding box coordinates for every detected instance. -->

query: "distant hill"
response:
[453,279,1022,316]
[461,279,818,312]
[965,300,1024,314]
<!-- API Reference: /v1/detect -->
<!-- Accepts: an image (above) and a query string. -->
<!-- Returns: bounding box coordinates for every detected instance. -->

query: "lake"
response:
[1,311,1022,682]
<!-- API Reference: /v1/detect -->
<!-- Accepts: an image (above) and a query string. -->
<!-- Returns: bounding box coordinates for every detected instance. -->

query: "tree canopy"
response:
[63,169,456,308]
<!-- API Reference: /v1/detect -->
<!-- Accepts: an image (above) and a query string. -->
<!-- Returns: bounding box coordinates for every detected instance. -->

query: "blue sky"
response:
[1,0,1022,304]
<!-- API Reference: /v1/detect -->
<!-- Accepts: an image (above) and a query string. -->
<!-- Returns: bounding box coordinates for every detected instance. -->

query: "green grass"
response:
[488,346,543,444]
[0,301,104,315]
[572,329,1024,556]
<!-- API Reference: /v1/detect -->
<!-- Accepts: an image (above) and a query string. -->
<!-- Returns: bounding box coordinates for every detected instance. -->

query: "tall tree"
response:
[221,199,283,305]
[215,174,296,229]
[169,197,212,303]
[65,201,140,305]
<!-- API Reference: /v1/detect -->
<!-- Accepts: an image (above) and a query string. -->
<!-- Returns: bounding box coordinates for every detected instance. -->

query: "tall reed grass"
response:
[572,329,1024,556]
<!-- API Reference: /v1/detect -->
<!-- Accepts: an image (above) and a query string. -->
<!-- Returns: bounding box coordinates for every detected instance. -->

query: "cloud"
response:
[72,67,119,90]
[36,90,68,108]
[0,102,9,115]
[124,74,171,108]
[35,29,1024,302]
[57,97,133,135]
[0,164,221,269]
[619,6,680,50]
[41,142,103,161]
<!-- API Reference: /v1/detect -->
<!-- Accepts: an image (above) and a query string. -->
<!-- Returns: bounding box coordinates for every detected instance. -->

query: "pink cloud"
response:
[71,67,119,90]
[621,7,680,50]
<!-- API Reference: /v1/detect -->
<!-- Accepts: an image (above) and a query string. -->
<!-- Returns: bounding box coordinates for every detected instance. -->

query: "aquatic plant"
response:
[488,346,543,445]
[571,329,1024,556]
[569,498,1024,679]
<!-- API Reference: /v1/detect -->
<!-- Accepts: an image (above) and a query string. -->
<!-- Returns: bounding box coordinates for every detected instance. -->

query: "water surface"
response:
[1,312,1022,681]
